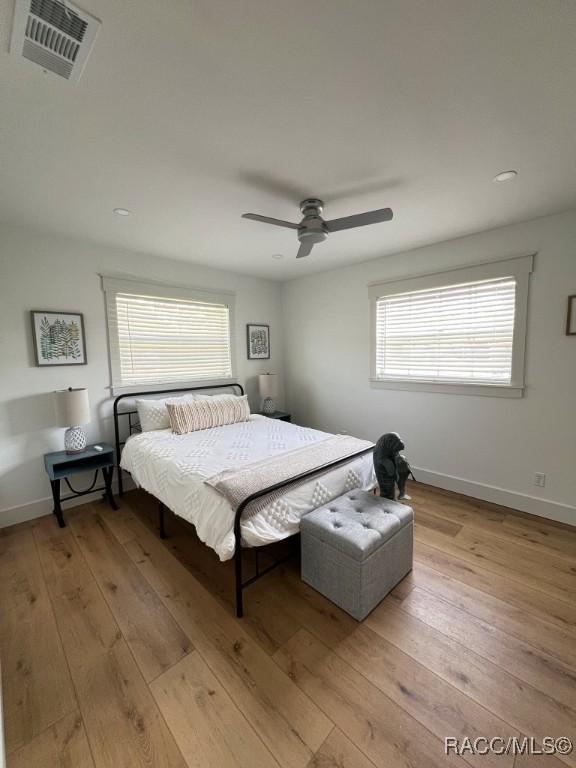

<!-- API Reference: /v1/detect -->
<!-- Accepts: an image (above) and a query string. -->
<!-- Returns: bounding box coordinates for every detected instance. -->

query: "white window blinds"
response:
[103,278,234,390]
[375,277,517,384]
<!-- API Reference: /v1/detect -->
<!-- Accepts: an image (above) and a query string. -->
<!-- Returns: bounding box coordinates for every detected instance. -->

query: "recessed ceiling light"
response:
[271,253,284,260]
[493,170,518,183]
[113,207,131,216]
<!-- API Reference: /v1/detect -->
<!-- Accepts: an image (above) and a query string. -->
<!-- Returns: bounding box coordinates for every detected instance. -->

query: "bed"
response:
[114,384,375,616]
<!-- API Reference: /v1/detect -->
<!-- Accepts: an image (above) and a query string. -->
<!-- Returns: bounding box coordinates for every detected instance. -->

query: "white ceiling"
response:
[1,0,576,280]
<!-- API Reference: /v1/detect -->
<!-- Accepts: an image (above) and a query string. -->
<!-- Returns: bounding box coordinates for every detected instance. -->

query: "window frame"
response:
[368,254,534,398]
[102,276,237,395]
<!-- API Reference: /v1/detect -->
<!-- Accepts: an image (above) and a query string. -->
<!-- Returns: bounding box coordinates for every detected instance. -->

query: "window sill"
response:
[111,377,238,397]
[369,378,525,398]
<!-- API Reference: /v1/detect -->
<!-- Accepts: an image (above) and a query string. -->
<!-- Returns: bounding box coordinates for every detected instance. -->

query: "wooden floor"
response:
[1,484,575,768]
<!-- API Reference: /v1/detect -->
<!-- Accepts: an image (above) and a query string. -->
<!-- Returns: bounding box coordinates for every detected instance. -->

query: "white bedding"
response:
[120,415,375,560]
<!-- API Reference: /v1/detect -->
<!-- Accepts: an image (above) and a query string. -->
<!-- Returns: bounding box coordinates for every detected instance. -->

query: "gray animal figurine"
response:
[373,432,415,501]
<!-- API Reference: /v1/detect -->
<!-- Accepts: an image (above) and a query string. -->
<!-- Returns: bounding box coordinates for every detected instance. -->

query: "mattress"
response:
[120,415,375,561]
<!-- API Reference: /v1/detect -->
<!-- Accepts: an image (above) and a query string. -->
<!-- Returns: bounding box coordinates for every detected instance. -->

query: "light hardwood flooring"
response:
[1,483,575,768]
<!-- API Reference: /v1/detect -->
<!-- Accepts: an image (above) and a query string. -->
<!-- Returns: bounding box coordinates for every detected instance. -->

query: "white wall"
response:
[282,210,576,525]
[0,224,284,526]
[2,211,575,529]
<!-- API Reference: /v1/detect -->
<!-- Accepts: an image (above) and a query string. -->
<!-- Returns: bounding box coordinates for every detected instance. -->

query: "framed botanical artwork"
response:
[31,311,87,366]
[566,295,576,336]
[246,323,270,360]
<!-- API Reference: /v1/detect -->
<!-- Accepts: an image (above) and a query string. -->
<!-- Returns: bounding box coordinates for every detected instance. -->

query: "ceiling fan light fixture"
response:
[493,170,518,183]
[242,198,394,259]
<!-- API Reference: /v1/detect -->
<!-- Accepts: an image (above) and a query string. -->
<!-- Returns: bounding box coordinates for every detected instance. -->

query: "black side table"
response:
[44,443,118,528]
[259,411,291,423]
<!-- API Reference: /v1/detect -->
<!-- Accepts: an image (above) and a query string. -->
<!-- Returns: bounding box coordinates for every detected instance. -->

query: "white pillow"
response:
[136,394,196,432]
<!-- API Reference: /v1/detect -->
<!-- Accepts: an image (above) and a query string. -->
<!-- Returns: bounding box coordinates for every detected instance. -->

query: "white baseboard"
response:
[413,466,576,527]
[3,467,574,530]
[0,475,136,529]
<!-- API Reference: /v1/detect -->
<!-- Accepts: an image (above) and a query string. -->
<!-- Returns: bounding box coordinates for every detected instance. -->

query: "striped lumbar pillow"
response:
[167,394,250,434]
[136,394,197,432]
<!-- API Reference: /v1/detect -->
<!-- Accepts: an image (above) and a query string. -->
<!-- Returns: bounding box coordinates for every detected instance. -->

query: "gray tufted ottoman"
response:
[300,489,413,620]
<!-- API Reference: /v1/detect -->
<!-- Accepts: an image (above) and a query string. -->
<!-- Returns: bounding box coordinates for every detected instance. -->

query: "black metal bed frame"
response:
[113,383,374,617]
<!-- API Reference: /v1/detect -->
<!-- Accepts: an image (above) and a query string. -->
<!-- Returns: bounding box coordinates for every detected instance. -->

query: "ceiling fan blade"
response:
[325,207,393,232]
[296,241,314,259]
[242,213,299,230]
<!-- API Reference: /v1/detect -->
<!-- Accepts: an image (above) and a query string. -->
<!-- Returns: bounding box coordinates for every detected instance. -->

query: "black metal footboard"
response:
[232,445,375,617]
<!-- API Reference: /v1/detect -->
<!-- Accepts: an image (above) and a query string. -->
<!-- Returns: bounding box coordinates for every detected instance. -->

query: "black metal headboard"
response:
[113,382,245,494]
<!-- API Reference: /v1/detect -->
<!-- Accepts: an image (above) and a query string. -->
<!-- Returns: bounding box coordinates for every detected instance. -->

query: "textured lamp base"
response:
[262,397,276,415]
[64,425,87,454]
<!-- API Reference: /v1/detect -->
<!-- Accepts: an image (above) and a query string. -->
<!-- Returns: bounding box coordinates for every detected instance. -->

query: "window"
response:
[376,278,516,383]
[103,277,235,392]
[369,255,533,397]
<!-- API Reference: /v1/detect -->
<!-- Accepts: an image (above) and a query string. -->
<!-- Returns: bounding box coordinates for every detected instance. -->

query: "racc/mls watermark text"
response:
[445,737,573,756]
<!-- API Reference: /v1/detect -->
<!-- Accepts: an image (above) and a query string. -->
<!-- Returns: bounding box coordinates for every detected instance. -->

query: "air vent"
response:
[10,0,101,82]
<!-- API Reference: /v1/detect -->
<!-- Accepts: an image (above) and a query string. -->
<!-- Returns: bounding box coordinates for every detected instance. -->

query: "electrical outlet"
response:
[533,472,546,488]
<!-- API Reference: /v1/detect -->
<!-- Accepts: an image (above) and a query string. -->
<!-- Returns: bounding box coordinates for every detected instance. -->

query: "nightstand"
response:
[259,411,291,423]
[44,443,118,528]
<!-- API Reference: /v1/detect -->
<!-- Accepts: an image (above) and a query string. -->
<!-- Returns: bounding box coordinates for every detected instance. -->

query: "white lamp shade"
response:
[54,388,90,427]
[258,373,278,399]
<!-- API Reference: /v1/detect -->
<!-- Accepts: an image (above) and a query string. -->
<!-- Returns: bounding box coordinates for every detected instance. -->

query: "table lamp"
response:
[258,373,278,415]
[54,387,90,453]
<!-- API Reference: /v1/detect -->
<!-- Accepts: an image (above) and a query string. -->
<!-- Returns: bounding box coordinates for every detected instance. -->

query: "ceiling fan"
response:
[242,198,393,259]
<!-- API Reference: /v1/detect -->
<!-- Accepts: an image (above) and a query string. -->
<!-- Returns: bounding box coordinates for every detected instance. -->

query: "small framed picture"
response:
[246,323,270,360]
[566,295,576,336]
[31,311,87,366]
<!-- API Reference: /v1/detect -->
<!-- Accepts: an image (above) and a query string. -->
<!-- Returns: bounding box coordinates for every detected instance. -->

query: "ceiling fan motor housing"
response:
[299,198,328,244]
[300,198,324,216]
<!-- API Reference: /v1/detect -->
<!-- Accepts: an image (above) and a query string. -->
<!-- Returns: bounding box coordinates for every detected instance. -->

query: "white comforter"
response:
[120,415,375,560]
